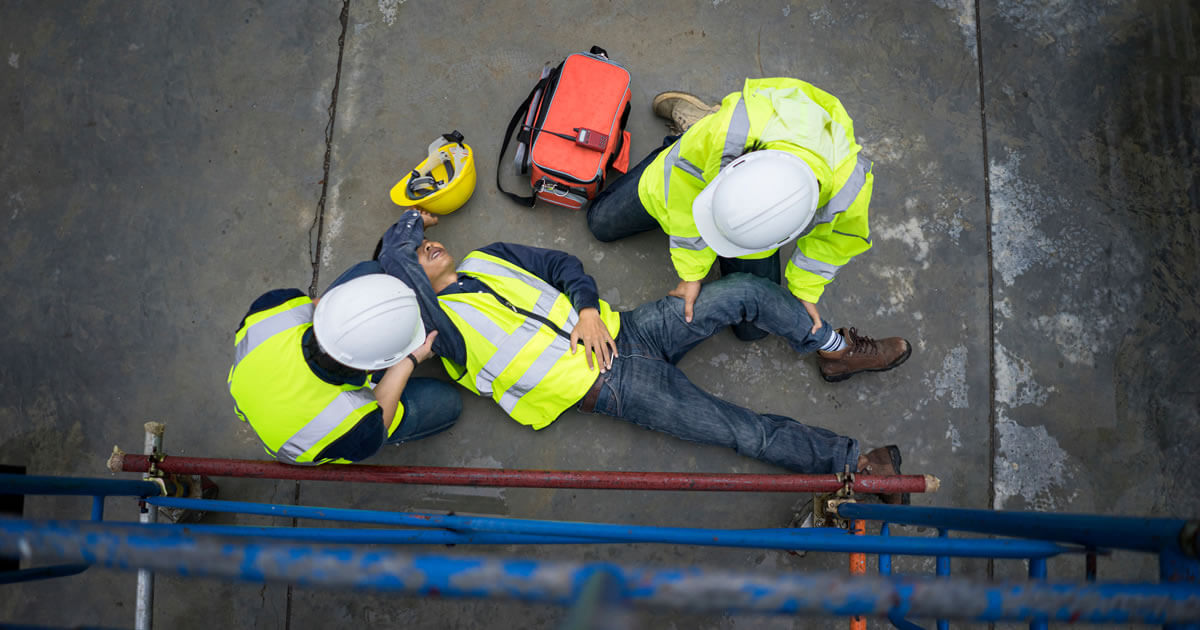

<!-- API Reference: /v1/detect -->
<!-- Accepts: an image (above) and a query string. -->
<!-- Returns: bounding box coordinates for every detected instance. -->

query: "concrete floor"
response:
[0,0,1196,628]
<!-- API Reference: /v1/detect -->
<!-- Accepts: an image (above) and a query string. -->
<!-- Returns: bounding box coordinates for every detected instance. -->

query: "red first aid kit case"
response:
[499,46,632,209]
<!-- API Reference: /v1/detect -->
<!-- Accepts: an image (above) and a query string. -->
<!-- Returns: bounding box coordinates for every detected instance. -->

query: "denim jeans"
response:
[387,378,463,444]
[587,135,677,242]
[579,273,857,474]
[587,137,792,341]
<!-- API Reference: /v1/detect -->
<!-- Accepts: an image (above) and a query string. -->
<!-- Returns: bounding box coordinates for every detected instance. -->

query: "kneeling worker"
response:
[587,77,909,382]
[227,263,461,465]
[374,210,907,496]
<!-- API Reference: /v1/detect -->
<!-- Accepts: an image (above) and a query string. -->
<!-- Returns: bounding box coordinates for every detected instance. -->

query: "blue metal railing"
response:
[1,472,1197,628]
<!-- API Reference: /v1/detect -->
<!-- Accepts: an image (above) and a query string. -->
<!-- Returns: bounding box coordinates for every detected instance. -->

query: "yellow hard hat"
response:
[390,131,476,215]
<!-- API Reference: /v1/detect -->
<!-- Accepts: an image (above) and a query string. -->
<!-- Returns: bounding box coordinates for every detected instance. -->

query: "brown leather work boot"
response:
[857,445,909,505]
[818,327,911,383]
[652,91,720,134]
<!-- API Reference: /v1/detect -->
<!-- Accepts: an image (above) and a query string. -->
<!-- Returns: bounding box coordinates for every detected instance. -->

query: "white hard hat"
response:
[312,274,425,371]
[692,150,820,258]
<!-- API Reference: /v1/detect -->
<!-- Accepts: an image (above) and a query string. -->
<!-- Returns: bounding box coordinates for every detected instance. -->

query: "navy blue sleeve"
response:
[377,210,468,365]
[477,242,601,312]
[314,408,385,462]
[236,288,306,331]
[323,260,385,294]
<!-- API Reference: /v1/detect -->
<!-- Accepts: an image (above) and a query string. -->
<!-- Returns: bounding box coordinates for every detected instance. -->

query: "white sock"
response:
[820,330,846,353]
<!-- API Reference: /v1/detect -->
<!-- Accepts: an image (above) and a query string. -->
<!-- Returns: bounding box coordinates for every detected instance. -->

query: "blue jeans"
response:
[579,274,856,474]
[587,137,793,341]
[386,378,463,444]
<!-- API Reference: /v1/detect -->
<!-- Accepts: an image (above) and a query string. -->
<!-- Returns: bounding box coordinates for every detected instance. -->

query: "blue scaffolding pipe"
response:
[1029,557,1050,630]
[936,529,950,630]
[879,523,892,576]
[0,473,162,498]
[839,503,1197,555]
[147,497,1073,558]
[2,519,1199,624]
[89,520,607,546]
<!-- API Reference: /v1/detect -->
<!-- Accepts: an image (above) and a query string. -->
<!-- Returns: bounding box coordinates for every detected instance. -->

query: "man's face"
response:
[417,239,455,279]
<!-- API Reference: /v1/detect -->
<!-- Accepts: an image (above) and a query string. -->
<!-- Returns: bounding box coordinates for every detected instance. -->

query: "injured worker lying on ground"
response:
[375,209,912,501]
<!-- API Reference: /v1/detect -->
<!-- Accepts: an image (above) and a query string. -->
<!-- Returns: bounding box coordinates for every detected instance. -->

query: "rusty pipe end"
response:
[143,421,165,437]
[924,474,941,493]
[107,446,126,473]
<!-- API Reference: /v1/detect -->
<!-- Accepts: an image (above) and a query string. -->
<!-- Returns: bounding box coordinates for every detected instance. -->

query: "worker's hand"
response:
[800,299,822,335]
[668,280,702,323]
[419,209,439,228]
[411,330,439,363]
[570,308,617,372]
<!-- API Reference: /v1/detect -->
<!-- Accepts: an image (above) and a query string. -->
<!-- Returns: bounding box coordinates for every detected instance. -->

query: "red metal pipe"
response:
[120,455,938,494]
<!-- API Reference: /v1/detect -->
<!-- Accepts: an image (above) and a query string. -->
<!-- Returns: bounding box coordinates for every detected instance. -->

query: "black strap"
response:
[497,70,558,207]
[605,101,632,171]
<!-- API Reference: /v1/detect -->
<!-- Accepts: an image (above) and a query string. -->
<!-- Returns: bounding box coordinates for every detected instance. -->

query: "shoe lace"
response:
[844,327,880,356]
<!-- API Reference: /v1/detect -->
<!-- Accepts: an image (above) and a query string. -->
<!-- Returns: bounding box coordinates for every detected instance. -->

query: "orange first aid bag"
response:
[498,46,632,209]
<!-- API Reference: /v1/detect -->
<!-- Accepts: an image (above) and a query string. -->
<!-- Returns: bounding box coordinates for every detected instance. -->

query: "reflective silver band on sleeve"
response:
[674,158,706,182]
[789,249,843,280]
[669,235,710,251]
[802,155,872,238]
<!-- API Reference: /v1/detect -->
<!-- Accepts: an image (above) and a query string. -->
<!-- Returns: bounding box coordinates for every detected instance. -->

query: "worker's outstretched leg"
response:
[620,273,836,363]
[580,351,857,474]
[620,273,910,381]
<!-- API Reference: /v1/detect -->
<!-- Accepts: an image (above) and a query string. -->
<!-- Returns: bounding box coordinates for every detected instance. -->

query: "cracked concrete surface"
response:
[0,0,1196,628]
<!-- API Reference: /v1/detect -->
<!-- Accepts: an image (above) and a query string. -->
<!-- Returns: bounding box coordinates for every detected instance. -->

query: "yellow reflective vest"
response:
[227,295,397,465]
[437,251,621,429]
[637,77,874,303]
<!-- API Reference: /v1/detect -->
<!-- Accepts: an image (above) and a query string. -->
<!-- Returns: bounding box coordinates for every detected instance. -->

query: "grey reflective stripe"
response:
[674,158,705,182]
[449,255,591,406]
[789,249,843,281]
[277,388,376,465]
[802,155,872,238]
[477,317,541,396]
[233,303,314,371]
[441,300,519,395]
[661,141,682,206]
[669,235,709,251]
[442,298,572,407]
[497,335,573,414]
[458,258,562,319]
[721,99,750,167]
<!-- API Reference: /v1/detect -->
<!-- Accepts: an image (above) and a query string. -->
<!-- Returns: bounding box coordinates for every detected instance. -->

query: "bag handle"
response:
[497,67,559,207]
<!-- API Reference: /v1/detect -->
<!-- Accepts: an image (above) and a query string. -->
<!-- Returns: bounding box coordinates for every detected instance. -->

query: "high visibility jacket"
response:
[637,77,874,303]
[437,251,621,429]
[227,295,396,465]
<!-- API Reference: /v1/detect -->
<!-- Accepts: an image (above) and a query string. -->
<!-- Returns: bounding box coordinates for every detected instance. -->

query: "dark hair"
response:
[302,329,366,382]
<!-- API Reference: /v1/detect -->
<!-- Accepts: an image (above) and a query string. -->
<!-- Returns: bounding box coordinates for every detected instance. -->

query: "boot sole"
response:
[821,341,913,383]
[651,91,717,119]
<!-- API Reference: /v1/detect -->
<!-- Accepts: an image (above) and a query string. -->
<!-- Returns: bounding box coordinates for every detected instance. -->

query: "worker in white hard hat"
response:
[588,78,911,382]
[228,212,461,465]
[368,209,914,505]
